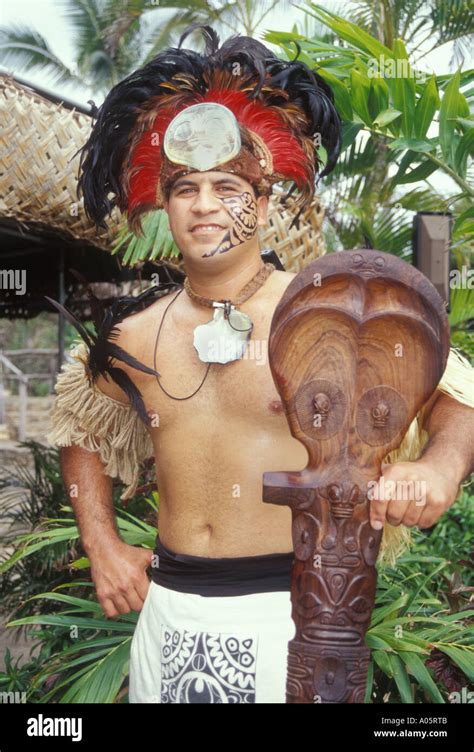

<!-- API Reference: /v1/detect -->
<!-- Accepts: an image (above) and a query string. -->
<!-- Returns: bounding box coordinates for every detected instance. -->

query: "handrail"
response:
[0,352,28,441]
[3,348,59,356]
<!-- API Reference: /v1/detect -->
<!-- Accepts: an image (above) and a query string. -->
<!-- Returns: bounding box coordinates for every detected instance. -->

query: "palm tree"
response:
[349,0,473,68]
[0,0,297,99]
[266,1,474,263]
[0,0,233,98]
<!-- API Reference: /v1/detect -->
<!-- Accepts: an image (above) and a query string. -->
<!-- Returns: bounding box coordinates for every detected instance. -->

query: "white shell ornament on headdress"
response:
[163,102,242,171]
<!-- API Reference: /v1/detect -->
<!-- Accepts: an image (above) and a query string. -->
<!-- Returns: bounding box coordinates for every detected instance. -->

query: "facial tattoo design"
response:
[201,191,258,258]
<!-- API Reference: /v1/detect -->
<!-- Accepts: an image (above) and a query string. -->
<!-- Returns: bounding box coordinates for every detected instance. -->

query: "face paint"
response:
[201,191,258,258]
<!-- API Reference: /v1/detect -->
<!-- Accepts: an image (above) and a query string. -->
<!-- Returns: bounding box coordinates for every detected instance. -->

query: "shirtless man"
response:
[62,171,301,570]
[50,28,473,703]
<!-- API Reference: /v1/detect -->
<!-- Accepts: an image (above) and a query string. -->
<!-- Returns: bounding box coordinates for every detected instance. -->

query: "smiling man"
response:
[47,26,473,704]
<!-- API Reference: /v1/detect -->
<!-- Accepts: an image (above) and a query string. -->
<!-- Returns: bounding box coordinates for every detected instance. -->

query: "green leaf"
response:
[368,75,389,121]
[6,614,135,633]
[453,205,474,234]
[372,629,429,652]
[364,659,374,703]
[340,122,363,151]
[25,592,103,613]
[395,159,438,184]
[439,70,461,163]
[398,652,445,703]
[373,649,394,677]
[370,594,409,626]
[388,137,435,152]
[414,75,440,139]
[448,286,474,328]
[388,654,414,703]
[0,527,79,574]
[111,209,180,267]
[59,639,131,703]
[373,108,401,129]
[350,67,372,125]
[455,128,474,176]
[306,5,393,60]
[456,117,474,131]
[401,561,446,615]
[390,39,416,138]
[365,634,394,650]
[434,645,474,681]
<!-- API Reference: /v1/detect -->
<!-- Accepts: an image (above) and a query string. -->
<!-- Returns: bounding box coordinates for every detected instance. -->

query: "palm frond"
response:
[0,23,80,85]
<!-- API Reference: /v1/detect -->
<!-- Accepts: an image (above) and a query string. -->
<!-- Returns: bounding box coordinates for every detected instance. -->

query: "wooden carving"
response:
[263,249,450,703]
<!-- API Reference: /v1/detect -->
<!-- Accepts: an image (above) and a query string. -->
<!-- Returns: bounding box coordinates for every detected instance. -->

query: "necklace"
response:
[153,261,275,400]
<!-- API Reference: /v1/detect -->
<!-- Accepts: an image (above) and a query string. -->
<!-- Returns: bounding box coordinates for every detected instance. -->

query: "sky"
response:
[0,0,464,108]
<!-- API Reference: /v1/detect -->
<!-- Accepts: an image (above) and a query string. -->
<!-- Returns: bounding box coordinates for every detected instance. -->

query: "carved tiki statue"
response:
[263,248,450,703]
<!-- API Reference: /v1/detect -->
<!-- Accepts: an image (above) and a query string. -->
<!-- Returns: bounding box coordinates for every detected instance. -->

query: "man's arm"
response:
[52,328,154,617]
[61,441,153,618]
[420,391,474,481]
[61,444,118,554]
[370,391,474,530]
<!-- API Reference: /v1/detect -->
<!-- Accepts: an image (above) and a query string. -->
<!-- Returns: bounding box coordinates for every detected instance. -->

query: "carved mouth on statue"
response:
[301,626,363,645]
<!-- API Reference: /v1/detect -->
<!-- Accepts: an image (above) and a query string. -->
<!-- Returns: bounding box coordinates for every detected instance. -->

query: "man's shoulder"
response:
[115,285,182,334]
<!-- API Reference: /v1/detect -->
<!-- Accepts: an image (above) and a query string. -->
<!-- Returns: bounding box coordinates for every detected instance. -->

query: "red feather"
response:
[127,86,312,226]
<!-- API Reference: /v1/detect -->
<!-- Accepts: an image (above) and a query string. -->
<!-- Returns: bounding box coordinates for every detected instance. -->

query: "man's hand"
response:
[89,540,154,618]
[369,459,462,531]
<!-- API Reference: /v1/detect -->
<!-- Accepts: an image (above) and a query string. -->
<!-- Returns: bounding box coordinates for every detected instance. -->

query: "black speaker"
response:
[412,212,452,312]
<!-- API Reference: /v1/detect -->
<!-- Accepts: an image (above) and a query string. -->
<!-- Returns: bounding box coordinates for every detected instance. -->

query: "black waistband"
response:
[149,535,294,597]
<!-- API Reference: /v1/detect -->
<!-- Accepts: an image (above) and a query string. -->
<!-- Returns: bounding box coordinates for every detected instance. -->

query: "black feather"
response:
[76,24,342,229]
[108,366,150,424]
[45,296,95,350]
[47,283,182,425]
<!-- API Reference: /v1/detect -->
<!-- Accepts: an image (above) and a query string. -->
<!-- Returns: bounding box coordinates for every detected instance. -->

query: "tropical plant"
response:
[265,4,473,261]
[0,0,231,96]
[0,0,296,97]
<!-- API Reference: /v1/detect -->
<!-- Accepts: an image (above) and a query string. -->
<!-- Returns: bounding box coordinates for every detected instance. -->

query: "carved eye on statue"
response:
[313,392,331,423]
[356,386,407,447]
[294,379,346,439]
[371,401,390,427]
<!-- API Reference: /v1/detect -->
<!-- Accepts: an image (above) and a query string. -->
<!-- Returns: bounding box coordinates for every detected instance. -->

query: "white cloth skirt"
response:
[129,581,295,703]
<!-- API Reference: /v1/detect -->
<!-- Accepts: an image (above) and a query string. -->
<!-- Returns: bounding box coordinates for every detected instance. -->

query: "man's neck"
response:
[182,252,265,302]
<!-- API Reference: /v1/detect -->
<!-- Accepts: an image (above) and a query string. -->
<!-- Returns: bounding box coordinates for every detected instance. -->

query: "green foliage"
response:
[266,7,473,201]
[110,208,180,267]
[265,3,473,353]
[0,441,157,702]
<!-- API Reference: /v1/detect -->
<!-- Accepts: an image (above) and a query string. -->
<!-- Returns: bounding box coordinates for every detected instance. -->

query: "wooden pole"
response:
[58,247,65,369]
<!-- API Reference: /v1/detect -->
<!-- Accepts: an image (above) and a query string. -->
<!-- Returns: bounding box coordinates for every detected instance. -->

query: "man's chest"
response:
[132,299,286,428]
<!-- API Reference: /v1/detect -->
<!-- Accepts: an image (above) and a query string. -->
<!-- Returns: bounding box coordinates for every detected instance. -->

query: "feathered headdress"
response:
[77,24,342,236]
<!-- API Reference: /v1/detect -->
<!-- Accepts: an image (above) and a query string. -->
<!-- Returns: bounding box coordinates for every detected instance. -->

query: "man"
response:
[47,26,473,704]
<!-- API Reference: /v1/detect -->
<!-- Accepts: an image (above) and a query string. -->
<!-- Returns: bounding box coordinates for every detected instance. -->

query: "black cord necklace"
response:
[153,263,275,401]
[153,286,213,401]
